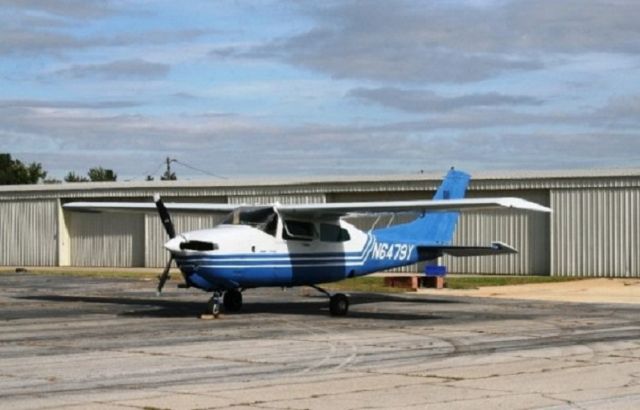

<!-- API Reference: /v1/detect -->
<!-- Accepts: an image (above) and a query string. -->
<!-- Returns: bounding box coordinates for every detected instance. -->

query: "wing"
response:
[63,201,238,214]
[64,197,551,217]
[276,197,551,218]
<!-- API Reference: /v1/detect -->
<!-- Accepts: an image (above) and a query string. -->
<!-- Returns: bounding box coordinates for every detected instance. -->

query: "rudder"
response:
[373,168,471,245]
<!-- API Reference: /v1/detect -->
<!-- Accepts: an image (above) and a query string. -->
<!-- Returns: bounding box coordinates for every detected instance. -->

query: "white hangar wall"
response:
[0,170,639,277]
[551,187,640,277]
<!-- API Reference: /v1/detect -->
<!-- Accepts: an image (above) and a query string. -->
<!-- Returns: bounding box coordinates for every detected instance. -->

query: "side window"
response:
[283,220,316,241]
[319,223,350,242]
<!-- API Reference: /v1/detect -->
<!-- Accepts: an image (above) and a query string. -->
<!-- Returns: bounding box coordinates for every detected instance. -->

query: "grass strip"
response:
[3,268,582,292]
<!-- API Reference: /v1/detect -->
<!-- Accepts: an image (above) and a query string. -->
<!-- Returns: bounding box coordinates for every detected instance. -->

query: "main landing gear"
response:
[205,289,243,319]
[223,289,243,312]
[310,285,349,316]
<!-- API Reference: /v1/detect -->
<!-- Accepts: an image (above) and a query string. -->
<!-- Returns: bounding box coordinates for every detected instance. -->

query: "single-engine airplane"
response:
[64,169,551,317]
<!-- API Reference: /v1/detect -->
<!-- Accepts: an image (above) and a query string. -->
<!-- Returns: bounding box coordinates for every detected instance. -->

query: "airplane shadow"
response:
[17,293,465,321]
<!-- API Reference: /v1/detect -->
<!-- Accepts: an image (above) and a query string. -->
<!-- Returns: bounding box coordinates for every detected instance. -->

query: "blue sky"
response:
[1,0,639,181]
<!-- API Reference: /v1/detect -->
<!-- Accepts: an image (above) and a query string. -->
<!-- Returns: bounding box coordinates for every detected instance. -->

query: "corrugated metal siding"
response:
[551,188,640,277]
[0,200,57,266]
[68,212,145,267]
[446,190,550,275]
[228,194,326,205]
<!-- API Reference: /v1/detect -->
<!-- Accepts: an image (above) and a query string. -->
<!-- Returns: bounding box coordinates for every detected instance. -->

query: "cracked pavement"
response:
[1,273,640,409]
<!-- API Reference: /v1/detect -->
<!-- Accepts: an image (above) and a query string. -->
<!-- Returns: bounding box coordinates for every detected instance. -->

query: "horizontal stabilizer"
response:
[419,241,517,258]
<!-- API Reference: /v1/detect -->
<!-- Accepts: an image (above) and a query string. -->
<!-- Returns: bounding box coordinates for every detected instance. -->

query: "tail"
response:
[373,168,471,245]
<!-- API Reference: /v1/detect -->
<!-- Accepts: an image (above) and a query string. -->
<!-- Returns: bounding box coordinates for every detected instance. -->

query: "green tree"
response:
[0,153,47,185]
[160,170,177,180]
[88,167,117,182]
[64,171,89,182]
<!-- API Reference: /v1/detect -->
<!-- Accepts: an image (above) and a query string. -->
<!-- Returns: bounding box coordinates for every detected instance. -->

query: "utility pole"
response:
[161,157,177,180]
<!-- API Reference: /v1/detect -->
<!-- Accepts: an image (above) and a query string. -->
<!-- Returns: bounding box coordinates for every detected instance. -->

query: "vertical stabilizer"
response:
[373,168,471,245]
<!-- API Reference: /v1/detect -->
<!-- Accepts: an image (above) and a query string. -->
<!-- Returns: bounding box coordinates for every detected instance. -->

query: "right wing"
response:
[276,197,551,218]
[63,201,238,214]
[64,196,551,217]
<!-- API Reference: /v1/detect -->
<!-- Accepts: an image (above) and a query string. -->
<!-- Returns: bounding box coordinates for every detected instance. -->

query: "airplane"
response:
[64,168,551,317]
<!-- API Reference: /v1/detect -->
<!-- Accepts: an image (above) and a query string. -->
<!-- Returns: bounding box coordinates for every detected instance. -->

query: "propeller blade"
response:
[154,193,176,239]
[156,256,173,296]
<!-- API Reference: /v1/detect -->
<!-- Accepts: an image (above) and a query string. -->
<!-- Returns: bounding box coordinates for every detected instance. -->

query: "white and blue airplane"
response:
[64,169,551,317]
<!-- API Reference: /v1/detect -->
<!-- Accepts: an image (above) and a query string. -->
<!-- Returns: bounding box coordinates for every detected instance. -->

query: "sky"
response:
[1,0,639,181]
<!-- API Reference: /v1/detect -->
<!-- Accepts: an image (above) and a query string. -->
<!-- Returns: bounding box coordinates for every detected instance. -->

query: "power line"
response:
[134,160,165,181]
[173,159,227,179]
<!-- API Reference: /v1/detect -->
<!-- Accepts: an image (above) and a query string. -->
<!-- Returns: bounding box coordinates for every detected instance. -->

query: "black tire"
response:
[329,293,349,316]
[223,289,243,312]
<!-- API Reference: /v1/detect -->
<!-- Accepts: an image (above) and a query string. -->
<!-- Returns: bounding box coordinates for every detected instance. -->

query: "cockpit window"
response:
[222,207,278,237]
[319,223,350,242]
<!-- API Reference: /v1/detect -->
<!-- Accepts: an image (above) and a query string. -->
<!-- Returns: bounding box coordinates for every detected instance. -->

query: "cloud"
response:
[53,59,171,80]
[593,95,640,128]
[0,99,143,109]
[0,0,118,20]
[222,0,640,84]
[237,33,543,84]
[0,28,87,56]
[2,96,640,179]
[348,87,543,113]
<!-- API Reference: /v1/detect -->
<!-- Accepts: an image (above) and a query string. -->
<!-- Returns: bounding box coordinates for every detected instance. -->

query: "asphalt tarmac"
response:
[1,273,640,410]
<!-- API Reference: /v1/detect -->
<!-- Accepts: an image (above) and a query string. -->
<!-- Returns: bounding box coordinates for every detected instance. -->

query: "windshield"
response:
[222,207,278,236]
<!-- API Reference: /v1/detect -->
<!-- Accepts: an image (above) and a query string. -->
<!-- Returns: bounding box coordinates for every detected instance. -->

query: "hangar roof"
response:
[1,168,640,200]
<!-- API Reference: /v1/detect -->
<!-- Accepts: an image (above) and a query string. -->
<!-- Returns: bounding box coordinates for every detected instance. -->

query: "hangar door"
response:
[0,200,58,266]
[68,212,145,267]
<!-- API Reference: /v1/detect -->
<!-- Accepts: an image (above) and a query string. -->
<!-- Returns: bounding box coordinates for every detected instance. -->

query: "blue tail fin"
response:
[374,168,471,245]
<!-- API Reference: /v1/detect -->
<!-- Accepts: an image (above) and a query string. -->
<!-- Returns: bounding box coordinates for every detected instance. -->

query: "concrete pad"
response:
[418,278,640,304]
[2,273,640,410]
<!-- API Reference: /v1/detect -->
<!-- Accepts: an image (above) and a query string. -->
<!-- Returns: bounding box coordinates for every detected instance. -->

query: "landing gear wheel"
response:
[329,293,349,316]
[223,289,243,312]
[207,293,221,318]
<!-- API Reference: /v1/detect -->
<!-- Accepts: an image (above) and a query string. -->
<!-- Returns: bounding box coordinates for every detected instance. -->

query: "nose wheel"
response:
[205,289,243,319]
[207,292,222,318]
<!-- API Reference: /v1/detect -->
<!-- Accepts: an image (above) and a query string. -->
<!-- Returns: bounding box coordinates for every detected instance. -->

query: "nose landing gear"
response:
[204,289,243,319]
[206,291,222,318]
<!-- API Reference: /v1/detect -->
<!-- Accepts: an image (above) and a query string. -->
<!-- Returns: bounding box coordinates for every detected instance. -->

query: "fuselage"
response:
[167,218,420,292]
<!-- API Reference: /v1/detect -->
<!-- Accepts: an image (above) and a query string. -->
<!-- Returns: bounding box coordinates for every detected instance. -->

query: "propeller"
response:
[154,193,176,295]
[154,193,176,238]
[156,256,174,296]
